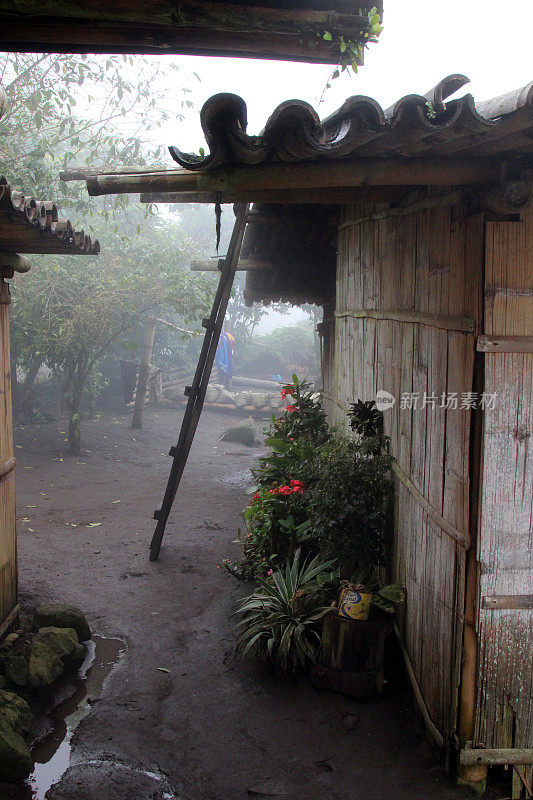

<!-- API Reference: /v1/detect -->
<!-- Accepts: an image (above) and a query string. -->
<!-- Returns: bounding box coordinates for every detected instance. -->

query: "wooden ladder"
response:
[149,203,250,561]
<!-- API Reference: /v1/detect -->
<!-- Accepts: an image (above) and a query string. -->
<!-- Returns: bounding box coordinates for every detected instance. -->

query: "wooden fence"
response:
[322,200,484,744]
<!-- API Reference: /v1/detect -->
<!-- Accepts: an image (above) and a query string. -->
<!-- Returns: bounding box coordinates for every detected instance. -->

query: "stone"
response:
[269,394,282,409]
[34,627,84,666]
[28,641,64,688]
[252,392,268,408]
[4,632,19,646]
[0,718,33,780]
[205,384,221,403]
[220,419,256,446]
[0,690,32,734]
[217,389,235,405]
[4,654,30,688]
[234,391,251,408]
[33,604,91,642]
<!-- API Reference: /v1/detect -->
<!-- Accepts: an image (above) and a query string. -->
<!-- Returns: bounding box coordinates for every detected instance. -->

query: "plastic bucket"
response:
[337,588,372,621]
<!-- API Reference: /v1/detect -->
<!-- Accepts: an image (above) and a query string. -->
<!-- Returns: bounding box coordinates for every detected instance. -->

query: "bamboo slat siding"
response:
[475,205,533,761]
[326,201,484,742]
[0,276,18,634]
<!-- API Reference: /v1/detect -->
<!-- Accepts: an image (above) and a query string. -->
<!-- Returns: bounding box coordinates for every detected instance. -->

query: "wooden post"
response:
[0,272,19,635]
[131,317,156,430]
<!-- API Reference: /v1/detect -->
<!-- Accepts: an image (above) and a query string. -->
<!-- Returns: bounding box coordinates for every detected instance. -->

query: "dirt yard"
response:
[11,408,469,800]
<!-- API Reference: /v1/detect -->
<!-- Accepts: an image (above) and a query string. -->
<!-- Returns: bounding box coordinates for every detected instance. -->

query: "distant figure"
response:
[216,330,235,388]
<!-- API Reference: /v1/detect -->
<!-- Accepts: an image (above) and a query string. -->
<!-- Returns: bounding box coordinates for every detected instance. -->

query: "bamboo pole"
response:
[131,317,156,430]
[87,159,504,198]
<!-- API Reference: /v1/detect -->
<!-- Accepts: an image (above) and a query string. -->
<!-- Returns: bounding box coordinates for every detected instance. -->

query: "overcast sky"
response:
[148,0,532,156]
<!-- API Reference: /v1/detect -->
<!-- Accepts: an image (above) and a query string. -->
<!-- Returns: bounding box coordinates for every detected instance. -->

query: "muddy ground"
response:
[10,408,471,800]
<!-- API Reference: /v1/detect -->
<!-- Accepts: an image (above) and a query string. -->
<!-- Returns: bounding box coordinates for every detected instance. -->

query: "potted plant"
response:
[337,569,405,621]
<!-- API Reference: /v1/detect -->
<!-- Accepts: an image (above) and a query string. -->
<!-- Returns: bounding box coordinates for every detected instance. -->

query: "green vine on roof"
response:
[319,6,383,98]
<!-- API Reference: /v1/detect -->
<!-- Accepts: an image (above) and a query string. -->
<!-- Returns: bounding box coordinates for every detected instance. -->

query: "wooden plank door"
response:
[475,207,533,777]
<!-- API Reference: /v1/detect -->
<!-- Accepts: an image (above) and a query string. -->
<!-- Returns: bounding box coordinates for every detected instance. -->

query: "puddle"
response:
[14,634,125,800]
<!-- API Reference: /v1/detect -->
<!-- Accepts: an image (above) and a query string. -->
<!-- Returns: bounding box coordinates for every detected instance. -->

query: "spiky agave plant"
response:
[235,550,336,674]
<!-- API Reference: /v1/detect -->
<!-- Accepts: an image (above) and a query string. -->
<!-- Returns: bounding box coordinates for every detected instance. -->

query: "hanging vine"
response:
[319,6,383,100]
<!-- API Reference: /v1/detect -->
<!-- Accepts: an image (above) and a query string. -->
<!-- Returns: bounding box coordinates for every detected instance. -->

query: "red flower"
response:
[281,386,295,399]
[285,405,297,413]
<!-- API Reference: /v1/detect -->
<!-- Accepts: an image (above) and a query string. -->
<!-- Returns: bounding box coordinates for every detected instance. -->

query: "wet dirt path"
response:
[12,409,467,800]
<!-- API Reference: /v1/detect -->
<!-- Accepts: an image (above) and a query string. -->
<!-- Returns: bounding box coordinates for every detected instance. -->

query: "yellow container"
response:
[338,587,372,621]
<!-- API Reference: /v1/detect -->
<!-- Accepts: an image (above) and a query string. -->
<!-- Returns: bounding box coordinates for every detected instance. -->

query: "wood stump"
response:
[309,612,391,699]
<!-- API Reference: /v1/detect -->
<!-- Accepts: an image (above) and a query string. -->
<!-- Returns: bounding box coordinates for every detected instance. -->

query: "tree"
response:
[10,217,216,453]
[1,52,217,452]
[0,52,199,217]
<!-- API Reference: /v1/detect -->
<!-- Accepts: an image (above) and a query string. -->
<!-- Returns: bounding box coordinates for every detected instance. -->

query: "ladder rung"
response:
[202,317,214,329]
[169,446,177,457]
[153,509,161,520]
[184,386,192,396]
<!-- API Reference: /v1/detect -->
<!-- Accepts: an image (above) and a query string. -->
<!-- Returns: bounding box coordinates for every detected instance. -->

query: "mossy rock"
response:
[33,604,91,642]
[34,627,84,666]
[0,718,33,780]
[4,654,30,688]
[0,690,32,734]
[28,641,64,688]
[220,419,256,446]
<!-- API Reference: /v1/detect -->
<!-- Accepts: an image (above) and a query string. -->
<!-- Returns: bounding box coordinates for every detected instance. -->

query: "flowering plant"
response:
[268,375,329,446]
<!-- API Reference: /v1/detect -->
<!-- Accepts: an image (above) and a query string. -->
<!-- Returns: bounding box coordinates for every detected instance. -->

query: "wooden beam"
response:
[477,334,533,353]
[60,166,148,181]
[0,604,20,640]
[89,159,503,199]
[0,253,31,273]
[140,187,410,205]
[482,594,533,610]
[190,259,273,271]
[460,748,533,767]
[0,0,378,63]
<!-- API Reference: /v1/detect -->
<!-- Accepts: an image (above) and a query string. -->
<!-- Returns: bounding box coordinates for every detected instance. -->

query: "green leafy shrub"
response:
[264,376,329,447]
[348,399,383,437]
[253,435,317,489]
[302,433,393,577]
[235,550,335,674]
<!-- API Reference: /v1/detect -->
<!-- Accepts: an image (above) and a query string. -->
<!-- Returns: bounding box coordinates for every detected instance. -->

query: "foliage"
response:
[1,52,219,451]
[303,433,393,576]
[264,375,329,446]
[348,399,383,437]
[235,550,335,674]
[253,435,317,489]
[228,479,312,580]
[229,381,393,583]
[320,6,383,97]
[10,219,215,453]
[347,569,405,614]
[0,52,198,222]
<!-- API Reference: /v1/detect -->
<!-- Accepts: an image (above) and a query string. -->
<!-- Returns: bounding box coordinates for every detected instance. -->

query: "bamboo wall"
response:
[0,275,18,636]
[475,205,533,766]
[324,201,484,743]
